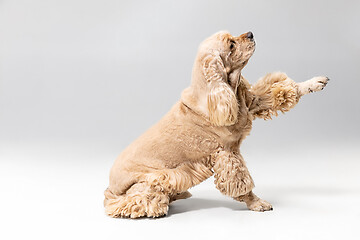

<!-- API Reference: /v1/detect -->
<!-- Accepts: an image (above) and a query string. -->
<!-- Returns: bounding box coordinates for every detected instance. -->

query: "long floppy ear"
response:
[203,54,239,126]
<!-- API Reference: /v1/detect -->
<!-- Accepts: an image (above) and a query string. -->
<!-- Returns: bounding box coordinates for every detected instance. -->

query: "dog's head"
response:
[182,31,255,126]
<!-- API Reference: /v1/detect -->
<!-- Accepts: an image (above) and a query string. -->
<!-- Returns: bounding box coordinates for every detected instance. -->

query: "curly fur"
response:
[250,72,300,119]
[104,31,329,218]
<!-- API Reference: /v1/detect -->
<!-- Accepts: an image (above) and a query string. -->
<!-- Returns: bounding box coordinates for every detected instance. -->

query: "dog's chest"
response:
[216,112,253,148]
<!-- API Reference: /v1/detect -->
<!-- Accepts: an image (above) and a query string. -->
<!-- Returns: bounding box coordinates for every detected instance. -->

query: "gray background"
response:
[1,0,359,239]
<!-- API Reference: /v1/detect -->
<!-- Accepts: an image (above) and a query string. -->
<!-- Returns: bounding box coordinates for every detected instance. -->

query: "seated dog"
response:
[104,31,329,218]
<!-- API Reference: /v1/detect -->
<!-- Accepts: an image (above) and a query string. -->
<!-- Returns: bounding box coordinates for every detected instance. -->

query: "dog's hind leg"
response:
[105,162,213,218]
[104,182,170,218]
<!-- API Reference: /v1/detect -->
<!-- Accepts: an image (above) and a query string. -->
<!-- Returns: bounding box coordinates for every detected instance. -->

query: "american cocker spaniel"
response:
[104,31,329,218]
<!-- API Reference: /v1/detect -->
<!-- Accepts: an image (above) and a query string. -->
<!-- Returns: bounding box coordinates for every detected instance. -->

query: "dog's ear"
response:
[203,54,238,126]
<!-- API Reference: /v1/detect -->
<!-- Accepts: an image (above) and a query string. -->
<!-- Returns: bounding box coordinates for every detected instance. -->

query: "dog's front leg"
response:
[234,191,273,212]
[212,151,254,198]
[212,151,272,211]
[249,72,329,119]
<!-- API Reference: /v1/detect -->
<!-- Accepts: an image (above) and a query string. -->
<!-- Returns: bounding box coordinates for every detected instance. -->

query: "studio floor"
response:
[1,141,359,240]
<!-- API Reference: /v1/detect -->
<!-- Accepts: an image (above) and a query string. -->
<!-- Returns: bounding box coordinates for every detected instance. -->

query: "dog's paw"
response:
[247,199,273,212]
[170,191,192,203]
[307,76,329,93]
[298,76,329,95]
[146,204,169,218]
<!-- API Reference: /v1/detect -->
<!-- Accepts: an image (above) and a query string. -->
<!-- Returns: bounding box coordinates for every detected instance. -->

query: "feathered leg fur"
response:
[104,182,170,218]
[212,150,254,197]
[249,72,329,119]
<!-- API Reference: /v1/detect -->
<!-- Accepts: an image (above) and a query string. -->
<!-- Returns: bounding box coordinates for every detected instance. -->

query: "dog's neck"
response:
[227,68,242,93]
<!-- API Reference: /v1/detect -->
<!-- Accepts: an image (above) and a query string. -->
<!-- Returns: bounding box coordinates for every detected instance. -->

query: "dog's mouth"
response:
[247,41,256,54]
[241,42,255,65]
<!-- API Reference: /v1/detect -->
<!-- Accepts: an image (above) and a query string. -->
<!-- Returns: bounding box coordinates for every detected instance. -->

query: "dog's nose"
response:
[246,31,254,40]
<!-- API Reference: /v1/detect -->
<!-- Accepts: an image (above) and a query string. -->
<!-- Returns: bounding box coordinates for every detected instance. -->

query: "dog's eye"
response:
[230,40,236,50]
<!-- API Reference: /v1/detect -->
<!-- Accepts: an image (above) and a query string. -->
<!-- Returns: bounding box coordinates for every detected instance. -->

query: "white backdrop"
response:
[1,1,359,239]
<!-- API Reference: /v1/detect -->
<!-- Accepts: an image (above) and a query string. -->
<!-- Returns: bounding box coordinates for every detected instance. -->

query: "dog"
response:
[104,31,329,218]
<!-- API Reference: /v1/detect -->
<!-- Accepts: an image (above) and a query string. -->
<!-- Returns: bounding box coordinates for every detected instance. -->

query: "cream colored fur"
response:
[104,31,329,218]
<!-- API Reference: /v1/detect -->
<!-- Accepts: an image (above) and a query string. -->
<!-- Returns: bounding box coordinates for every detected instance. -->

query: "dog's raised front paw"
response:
[298,76,329,95]
[247,199,273,212]
[308,76,329,92]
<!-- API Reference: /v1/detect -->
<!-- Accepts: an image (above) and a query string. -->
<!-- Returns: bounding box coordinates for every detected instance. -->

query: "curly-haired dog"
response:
[104,31,329,218]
